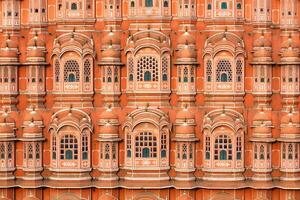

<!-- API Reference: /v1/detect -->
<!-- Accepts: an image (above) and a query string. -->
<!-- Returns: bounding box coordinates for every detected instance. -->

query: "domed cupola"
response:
[176,29,197,64]
[174,106,196,139]
[280,34,300,64]
[251,107,274,140]
[0,112,15,139]
[252,32,273,63]
[100,28,121,64]
[26,32,47,63]
[280,109,300,139]
[98,106,120,137]
[0,34,19,64]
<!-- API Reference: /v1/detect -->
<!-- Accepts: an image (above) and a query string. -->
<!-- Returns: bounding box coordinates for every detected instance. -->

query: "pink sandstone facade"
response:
[0,0,299,199]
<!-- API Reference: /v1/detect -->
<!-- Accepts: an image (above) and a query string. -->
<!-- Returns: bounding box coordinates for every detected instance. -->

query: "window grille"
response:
[216,59,232,82]
[214,135,232,160]
[135,132,157,158]
[60,135,78,160]
[137,56,159,82]
[64,60,80,82]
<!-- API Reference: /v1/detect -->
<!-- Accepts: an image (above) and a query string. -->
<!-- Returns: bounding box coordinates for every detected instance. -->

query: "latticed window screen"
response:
[126,134,132,157]
[216,59,232,82]
[105,144,110,159]
[82,133,88,160]
[28,143,33,159]
[7,143,12,159]
[112,143,116,159]
[36,143,40,159]
[214,135,232,160]
[0,143,5,159]
[206,60,212,82]
[52,135,56,159]
[135,132,157,158]
[137,56,159,82]
[60,135,78,160]
[64,60,80,82]
[236,60,243,82]
[183,67,188,82]
[182,144,187,159]
[161,133,167,158]
[55,60,60,82]
[190,66,195,82]
[114,67,119,82]
[236,137,242,160]
[162,57,168,81]
[128,57,134,81]
[107,67,112,82]
[205,136,210,159]
[83,60,91,82]
[259,145,265,159]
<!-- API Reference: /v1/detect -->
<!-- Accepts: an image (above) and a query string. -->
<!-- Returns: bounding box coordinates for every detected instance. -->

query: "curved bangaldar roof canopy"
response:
[48,107,93,134]
[122,107,171,132]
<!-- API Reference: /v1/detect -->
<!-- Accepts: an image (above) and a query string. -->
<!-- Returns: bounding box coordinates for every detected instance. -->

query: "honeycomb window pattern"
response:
[236,60,243,82]
[63,60,80,82]
[206,60,212,82]
[216,59,232,82]
[137,56,159,82]
[162,57,168,81]
[55,60,60,82]
[83,60,91,82]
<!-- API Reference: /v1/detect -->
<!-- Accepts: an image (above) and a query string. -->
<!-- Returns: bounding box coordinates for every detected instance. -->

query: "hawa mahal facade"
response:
[0,0,299,199]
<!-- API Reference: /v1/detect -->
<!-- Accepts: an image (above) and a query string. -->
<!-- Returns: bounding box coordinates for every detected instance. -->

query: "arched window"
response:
[112,143,116,159]
[7,143,12,159]
[135,132,157,158]
[55,60,60,82]
[205,136,210,159]
[183,67,188,82]
[36,143,40,159]
[144,71,152,81]
[84,60,91,83]
[107,67,112,82]
[68,73,76,82]
[207,3,212,10]
[128,57,134,81]
[221,2,227,9]
[221,73,228,82]
[142,148,150,158]
[137,56,159,82]
[71,3,77,10]
[60,135,78,160]
[214,135,232,160]
[0,143,5,159]
[105,144,110,159]
[130,1,135,7]
[237,3,242,9]
[254,144,258,159]
[163,0,168,7]
[162,57,168,81]
[288,144,293,159]
[259,145,265,159]
[82,134,88,160]
[3,67,8,83]
[145,0,153,7]
[52,135,56,159]
[236,60,243,82]
[126,134,132,158]
[216,59,232,82]
[182,144,187,159]
[236,137,242,160]
[161,133,167,158]
[206,60,212,82]
[64,60,80,82]
[28,143,33,159]
[282,143,286,159]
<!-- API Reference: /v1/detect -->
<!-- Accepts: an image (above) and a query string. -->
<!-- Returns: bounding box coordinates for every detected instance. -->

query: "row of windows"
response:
[58,2,92,11]
[207,2,242,10]
[205,135,242,161]
[126,132,167,159]
[52,134,88,160]
[206,59,243,83]
[55,59,91,83]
